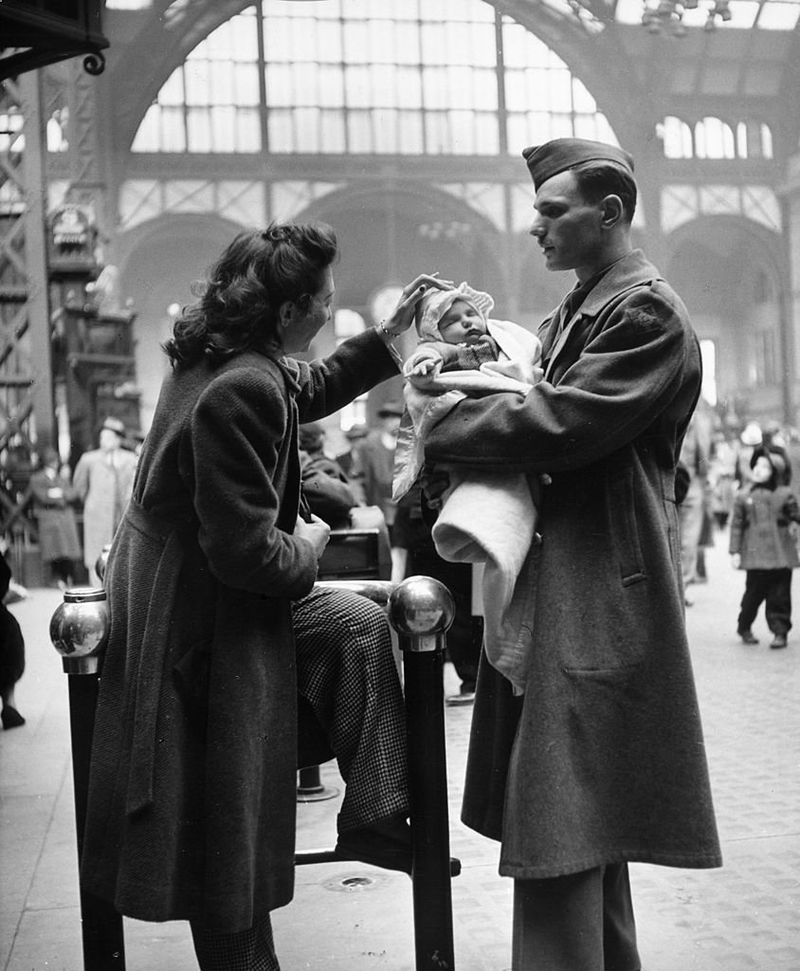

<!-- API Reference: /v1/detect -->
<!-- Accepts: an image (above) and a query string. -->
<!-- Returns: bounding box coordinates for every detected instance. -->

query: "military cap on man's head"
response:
[522,138,635,191]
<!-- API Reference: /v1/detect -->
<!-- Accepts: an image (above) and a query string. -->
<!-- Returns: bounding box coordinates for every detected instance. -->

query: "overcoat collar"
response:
[543,249,662,380]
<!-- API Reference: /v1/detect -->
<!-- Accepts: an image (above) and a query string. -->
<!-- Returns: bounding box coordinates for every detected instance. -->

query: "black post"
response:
[68,675,126,968]
[51,587,126,970]
[390,576,457,971]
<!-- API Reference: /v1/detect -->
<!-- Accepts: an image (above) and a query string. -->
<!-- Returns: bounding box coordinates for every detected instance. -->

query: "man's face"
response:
[99,429,121,451]
[529,169,605,276]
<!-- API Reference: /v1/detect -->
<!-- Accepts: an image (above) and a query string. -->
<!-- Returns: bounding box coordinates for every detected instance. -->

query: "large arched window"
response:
[132,0,616,156]
[659,115,773,160]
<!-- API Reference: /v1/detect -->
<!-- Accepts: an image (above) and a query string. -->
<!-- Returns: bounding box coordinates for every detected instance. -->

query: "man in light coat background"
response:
[423,138,721,971]
[73,416,138,583]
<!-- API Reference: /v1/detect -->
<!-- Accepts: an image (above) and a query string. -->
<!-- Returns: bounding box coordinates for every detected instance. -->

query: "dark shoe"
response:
[770,633,788,649]
[335,815,412,874]
[1,706,26,729]
[738,629,759,644]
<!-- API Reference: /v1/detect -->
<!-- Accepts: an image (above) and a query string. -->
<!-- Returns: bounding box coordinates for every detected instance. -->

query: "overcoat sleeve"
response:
[189,365,317,598]
[424,284,695,474]
[289,328,400,423]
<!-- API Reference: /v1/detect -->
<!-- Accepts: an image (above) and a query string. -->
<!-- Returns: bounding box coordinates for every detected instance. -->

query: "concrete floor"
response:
[2,528,799,970]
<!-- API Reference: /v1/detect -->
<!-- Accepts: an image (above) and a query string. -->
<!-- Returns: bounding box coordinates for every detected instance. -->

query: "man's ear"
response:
[600,194,623,229]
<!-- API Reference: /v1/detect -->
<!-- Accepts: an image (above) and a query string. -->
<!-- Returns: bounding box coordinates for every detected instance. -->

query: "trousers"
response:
[512,864,641,971]
[737,567,792,635]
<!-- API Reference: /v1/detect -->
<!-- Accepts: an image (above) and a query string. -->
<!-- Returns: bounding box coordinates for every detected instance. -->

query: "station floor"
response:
[2,528,799,971]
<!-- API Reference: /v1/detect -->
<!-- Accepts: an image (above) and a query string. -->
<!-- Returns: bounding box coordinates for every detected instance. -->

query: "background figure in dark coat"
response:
[0,542,25,729]
[298,422,358,529]
[79,222,447,971]
[349,402,403,541]
[729,447,800,649]
[29,448,82,588]
[422,138,721,971]
[334,423,369,500]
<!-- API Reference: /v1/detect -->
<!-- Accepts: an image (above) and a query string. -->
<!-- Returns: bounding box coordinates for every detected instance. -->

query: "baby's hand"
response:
[408,348,442,378]
[411,357,441,377]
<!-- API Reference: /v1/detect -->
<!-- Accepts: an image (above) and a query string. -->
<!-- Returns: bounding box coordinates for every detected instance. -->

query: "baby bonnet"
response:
[416,282,495,342]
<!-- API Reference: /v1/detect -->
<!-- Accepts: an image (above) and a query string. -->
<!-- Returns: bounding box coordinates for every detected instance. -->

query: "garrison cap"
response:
[522,138,635,190]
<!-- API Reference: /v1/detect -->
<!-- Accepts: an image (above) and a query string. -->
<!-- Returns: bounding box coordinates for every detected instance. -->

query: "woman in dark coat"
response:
[80,223,444,970]
[29,447,82,588]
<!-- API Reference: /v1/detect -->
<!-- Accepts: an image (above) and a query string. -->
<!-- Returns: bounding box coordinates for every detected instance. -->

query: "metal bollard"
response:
[308,577,459,970]
[50,586,126,970]
[52,574,457,971]
[390,575,457,971]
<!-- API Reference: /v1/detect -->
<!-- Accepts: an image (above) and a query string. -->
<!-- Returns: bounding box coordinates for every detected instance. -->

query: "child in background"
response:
[393,282,542,695]
[729,447,800,649]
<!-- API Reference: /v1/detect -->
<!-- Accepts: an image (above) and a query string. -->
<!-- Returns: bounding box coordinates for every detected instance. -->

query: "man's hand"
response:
[419,464,450,511]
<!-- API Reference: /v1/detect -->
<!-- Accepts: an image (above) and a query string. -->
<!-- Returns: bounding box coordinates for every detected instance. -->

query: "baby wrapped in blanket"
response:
[393,282,543,694]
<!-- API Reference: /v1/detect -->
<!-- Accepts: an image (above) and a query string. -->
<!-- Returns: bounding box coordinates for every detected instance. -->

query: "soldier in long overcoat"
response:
[423,139,722,970]
[80,223,444,970]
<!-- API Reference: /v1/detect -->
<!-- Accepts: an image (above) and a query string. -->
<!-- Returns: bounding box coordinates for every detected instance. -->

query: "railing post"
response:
[389,575,457,971]
[50,586,126,970]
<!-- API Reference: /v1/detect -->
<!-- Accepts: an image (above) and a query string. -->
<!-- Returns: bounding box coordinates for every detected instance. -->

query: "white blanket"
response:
[392,319,542,694]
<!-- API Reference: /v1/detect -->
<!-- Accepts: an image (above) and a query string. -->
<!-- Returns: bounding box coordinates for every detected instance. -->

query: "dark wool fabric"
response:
[424,250,722,879]
[80,329,400,933]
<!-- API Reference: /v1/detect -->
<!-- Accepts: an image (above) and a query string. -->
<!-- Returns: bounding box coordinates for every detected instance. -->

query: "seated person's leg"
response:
[292,586,411,871]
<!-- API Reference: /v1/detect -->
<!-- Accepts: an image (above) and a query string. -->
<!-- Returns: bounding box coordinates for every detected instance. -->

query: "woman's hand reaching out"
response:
[375,272,453,343]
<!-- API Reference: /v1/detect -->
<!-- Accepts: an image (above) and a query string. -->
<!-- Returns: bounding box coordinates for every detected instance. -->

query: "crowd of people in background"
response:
[3,402,799,740]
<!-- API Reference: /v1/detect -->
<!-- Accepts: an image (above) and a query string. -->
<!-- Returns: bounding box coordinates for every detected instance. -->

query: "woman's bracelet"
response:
[378,320,397,340]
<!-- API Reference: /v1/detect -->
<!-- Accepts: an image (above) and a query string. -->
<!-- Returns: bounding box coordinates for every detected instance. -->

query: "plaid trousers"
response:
[293,584,409,832]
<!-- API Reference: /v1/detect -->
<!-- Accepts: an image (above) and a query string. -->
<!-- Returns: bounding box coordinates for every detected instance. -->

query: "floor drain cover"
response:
[324,874,378,892]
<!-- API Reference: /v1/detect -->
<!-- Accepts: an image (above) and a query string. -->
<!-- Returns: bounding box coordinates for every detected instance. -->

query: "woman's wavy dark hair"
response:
[162,222,338,369]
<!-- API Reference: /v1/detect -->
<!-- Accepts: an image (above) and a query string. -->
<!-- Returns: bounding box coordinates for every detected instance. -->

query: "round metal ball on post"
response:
[95,544,111,584]
[50,587,125,969]
[389,575,457,971]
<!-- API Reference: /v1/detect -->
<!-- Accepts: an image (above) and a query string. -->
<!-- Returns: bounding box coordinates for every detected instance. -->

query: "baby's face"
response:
[438,299,487,345]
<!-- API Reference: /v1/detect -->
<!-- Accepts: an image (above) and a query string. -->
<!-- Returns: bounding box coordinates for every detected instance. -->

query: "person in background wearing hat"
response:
[420,137,721,971]
[73,416,138,584]
[334,423,369,502]
[29,447,82,589]
[735,420,763,489]
[298,422,359,530]
[349,401,404,543]
[729,446,800,649]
